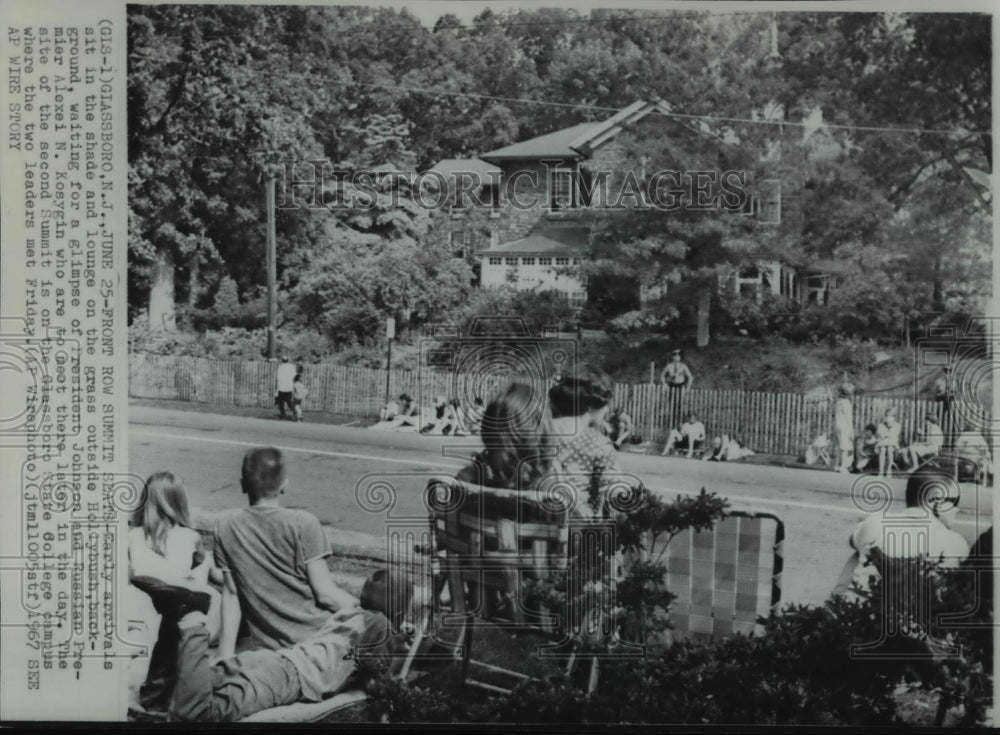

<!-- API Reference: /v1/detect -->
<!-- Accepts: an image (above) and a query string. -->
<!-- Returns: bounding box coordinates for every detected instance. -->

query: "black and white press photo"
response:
[121,2,994,725]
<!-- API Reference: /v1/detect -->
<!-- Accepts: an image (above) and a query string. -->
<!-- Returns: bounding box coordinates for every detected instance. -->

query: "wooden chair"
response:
[419,476,613,694]
[652,511,785,642]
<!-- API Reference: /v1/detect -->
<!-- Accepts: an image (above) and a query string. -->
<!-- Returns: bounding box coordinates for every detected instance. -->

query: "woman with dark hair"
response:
[457,382,557,491]
[549,363,619,502]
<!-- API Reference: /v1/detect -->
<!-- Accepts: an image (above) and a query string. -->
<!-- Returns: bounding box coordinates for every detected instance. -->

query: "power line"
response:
[327,78,991,138]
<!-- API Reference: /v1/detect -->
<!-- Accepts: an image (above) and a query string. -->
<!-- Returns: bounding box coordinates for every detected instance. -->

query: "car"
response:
[919,453,990,485]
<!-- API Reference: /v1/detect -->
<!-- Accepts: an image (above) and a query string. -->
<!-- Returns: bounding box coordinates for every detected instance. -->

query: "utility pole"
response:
[265,176,277,359]
[385,317,395,405]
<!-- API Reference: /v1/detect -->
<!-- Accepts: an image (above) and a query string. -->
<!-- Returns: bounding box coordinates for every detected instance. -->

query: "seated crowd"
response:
[130,367,990,722]
[373,393,474,436]
[131,364,630,721]
[849,410,990,481]
[660,412,754,462]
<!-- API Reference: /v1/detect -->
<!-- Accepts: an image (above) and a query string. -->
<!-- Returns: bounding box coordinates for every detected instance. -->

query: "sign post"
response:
[385,317,395,405]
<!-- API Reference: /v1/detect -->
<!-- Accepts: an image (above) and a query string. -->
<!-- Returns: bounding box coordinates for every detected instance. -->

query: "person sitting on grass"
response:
[602,407,640,451]
[905,413,944,470]
[851,424,879,473]
[130,569,414,723]
[213,448,359,659]
[704,434,754,462]
[379,395,401,422]
[875,408,903,478]
[804,433,832,467]
[662,413,706,458]
[375,394,420,430]
[420,395,457,435]
[129,472,225,714]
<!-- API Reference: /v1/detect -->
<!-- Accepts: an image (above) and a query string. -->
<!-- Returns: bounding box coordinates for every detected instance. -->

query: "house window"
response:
[555,256,570,266]
[488,257,502,266]
[505,257,518,266]
[572,257,584,265]
[548,168,576,211]
[522,257,535,266]
[570,291,587,306]
[538,257,553,266]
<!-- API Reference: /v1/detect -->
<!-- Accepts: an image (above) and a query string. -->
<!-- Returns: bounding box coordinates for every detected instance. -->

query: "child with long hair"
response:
[129,472,222,713]
[458,382,557,491]
[129,472,221,592]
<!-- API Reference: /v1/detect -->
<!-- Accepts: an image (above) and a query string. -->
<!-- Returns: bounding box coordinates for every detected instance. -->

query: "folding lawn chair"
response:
[416,476,613,695]
[654,511,785,641]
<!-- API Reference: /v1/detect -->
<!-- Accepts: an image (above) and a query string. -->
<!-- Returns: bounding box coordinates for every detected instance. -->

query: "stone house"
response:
[429,98,842,308]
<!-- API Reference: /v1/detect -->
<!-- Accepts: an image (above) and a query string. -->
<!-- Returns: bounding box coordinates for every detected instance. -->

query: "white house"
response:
[476,226,589,306]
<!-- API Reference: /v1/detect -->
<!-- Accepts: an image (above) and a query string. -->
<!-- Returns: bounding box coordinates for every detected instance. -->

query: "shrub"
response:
[369,484,991,726]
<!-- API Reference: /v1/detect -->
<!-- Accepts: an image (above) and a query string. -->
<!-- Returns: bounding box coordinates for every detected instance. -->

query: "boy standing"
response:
[292,372,308,422]
[213,448,358,657]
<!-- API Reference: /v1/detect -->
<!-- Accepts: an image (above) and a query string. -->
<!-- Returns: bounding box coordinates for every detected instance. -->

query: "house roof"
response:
[479,99,674,161]
[476,226,590,256]
[480,122,600,161]
[803,259,852,275]
[425,158,502,186]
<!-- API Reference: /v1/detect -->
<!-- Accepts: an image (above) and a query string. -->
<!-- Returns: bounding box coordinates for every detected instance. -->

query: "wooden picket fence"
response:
[129,353,964,457]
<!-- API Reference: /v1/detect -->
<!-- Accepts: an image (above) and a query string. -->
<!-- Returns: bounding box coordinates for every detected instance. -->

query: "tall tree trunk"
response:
[932,254,944,312]
[188,249,201,309]
[697,284,711,348]
[148,250,176,331]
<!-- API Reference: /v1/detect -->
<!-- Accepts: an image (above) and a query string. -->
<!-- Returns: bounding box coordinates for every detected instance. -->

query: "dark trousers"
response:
[667,384,686,428]
[276,391,294,417]
[139,616,179,711]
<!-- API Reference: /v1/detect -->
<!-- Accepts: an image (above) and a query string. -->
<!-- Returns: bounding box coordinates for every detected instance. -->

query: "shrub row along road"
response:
[128,403,992,608]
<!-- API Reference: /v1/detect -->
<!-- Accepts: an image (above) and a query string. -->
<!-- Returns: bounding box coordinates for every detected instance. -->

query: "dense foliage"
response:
[128,7,990,349]
[362,488,992,726]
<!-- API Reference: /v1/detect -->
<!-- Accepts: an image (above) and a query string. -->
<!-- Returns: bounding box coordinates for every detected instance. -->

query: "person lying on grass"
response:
[131,569,414,723]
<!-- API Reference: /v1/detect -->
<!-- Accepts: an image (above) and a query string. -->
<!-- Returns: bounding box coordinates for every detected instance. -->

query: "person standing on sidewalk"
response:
[660,349,694,430]
[833,381,855,473]
[933,365,955,449]
[292,372,309,422]
[275,355,297,420]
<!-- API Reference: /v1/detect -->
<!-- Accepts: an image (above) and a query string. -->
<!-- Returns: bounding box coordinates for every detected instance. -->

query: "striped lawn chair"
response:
[655,511,785,641]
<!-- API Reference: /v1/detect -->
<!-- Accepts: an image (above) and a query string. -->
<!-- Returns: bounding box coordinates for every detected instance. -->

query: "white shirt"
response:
[681,420,705,442]
[850,506,969,568]
[276,362,297,392]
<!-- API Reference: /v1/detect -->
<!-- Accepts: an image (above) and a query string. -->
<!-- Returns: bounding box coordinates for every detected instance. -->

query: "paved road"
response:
[128,403,992,608]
